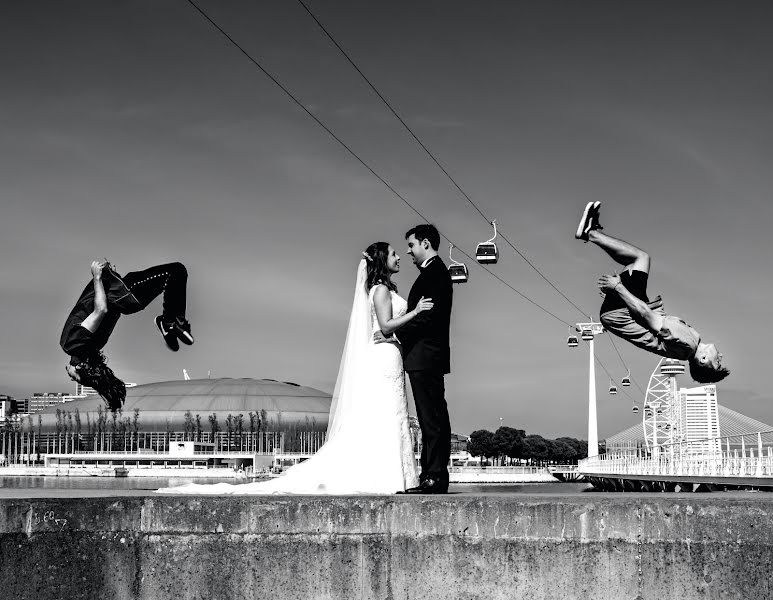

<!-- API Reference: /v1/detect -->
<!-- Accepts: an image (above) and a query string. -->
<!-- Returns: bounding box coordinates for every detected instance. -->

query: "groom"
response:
[377,223,453,494]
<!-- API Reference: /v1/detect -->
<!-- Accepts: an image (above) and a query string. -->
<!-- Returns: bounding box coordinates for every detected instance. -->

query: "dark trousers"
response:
[121,262,188,319]
[409,370,451,483]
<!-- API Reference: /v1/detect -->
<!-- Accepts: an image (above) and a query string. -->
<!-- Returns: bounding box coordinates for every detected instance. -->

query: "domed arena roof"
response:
[36,378,332,432]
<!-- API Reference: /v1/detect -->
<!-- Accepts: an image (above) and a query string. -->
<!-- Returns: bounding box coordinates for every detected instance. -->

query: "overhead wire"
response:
[605,332,646,396]
[187,0,650,406]
[294,0,642,378]
[294,0,590,319]
[185,0,575,329]
[588,344,638,404]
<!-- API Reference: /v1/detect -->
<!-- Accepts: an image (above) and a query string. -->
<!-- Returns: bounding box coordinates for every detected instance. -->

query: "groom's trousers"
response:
[409,370,452,484]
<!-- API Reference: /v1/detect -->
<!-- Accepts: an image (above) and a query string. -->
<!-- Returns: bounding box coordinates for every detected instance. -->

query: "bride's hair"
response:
[363,242,398,293]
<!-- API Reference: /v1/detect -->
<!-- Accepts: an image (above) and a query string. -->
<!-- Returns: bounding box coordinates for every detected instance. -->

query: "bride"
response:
[157,242,432,495]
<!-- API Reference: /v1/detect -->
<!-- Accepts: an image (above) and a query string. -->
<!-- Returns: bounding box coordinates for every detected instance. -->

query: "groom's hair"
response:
[405,224,440,251]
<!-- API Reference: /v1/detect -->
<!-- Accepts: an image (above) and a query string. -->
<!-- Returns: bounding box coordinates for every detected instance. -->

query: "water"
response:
[0,476,592,498]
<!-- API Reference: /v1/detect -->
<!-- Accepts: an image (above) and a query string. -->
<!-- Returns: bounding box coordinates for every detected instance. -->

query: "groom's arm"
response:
[395,272,443,345]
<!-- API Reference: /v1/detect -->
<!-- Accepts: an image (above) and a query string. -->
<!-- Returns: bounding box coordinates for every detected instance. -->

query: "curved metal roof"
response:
[607,404,773,447]
[35,378,332,432]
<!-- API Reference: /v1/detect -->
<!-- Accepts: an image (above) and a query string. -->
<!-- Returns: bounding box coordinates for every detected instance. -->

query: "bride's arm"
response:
[373,285,433,336]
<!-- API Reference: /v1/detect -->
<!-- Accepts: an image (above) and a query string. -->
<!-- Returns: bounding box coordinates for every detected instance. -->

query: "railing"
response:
[581,431,773,479]
[0,430,328,465]
[448,466,550,475]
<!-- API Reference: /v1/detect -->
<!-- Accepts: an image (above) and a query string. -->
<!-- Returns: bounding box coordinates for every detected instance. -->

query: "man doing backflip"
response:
[61,260,194,411]
[576,202,728,384]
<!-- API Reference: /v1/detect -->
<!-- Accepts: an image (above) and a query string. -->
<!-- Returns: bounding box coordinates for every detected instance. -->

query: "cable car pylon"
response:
[575,318,605,458]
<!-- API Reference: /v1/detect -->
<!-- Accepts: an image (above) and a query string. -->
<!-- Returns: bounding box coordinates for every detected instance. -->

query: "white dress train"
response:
[157,285,418,495]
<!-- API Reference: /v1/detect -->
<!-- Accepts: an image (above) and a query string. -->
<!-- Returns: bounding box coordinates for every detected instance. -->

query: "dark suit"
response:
[399,256,453,484]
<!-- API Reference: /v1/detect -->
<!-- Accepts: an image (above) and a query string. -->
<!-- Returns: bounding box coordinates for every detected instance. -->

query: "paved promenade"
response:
[1,493,770,599]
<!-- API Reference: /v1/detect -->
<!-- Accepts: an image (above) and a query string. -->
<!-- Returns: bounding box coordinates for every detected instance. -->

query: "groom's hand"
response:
[373,330,398,345]
[373,330,388,344]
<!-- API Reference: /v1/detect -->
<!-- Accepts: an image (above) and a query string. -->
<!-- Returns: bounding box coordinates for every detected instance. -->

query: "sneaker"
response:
[173,317,194,346]
[155,316,180,351]
[589,201,603,232]
[575,201,603,241]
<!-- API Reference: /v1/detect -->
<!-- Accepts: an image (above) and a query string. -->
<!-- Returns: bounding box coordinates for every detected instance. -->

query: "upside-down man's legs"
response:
[587,229,651,275]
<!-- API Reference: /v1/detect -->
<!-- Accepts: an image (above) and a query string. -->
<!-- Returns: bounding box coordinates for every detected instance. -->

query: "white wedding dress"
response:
[157,261,418,495]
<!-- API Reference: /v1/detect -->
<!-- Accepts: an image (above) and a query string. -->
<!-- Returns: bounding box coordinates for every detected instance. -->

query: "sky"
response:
[1,1,772,440]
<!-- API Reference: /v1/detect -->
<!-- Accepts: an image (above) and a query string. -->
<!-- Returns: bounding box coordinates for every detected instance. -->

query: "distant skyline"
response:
[1,1,772,439]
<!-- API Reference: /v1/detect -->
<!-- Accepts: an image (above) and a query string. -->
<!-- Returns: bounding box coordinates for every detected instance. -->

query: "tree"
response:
[492,426,525,465]
[132,408,141,434]
[236,414,244,450]
[97,405,106,434]
[208,413,220,435]
[195,414,202,440]
[522,434,549,465]
[467,429,496,463]
[36,414,42,462]
[225,414,235,449]
[74,408,82,436]
[183,410,195,439]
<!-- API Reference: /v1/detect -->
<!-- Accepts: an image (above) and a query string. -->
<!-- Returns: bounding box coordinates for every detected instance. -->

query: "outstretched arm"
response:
[79,261,109,333]
[599,274,663,333]
[373,285,433,336]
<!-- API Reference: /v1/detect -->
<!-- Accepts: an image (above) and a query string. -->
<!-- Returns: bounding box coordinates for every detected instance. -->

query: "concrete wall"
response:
[1,494,771,599]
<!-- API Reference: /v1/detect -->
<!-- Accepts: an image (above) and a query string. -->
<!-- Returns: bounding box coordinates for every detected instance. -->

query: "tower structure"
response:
[642,358,684,457]
[576,320,605,457]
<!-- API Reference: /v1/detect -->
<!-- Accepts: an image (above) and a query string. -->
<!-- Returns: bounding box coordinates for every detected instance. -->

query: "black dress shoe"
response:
[400,478,448,494]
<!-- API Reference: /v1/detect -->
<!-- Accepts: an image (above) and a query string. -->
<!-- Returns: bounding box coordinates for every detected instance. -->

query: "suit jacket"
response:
[399,256,453,374]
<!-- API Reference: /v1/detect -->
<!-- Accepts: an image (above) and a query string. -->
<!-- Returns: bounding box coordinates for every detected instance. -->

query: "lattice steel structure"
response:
[643,358,685,456]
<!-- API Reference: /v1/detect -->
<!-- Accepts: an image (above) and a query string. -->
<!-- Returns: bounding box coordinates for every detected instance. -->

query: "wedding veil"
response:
[326,259,372,441]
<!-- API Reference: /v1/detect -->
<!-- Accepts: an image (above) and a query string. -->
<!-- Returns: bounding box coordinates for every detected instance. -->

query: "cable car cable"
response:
[188,0,648,397]
[185,0,576,329]
[294,0,653,394]
[294,0,590,319]
[605,332,645,396]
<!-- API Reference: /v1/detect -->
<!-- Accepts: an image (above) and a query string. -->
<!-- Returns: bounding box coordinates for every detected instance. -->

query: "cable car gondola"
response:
[621,369,631,387]
[566,326,578,348]
[608,379,618,395]
[580,328,593,341]
[631,404,639,414]
[475,220,499,265]
[448,244,468,284]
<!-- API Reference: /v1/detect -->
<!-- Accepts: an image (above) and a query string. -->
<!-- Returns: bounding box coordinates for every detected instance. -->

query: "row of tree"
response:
[467,426,591,465]
[2,408,324,437]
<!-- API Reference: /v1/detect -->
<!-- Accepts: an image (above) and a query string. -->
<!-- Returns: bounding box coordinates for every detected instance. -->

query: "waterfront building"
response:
[75,383,97,397]
[29,392,79,414]
[0,395,13,424]
[13,398,30,414]
[34,377,333,433]
[75,382,136,397]
[677,385,721,454]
